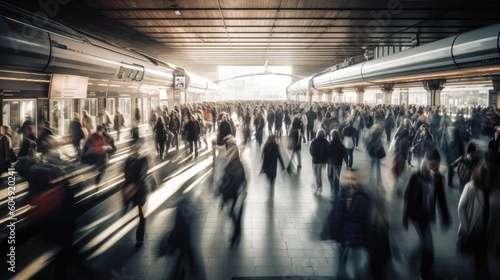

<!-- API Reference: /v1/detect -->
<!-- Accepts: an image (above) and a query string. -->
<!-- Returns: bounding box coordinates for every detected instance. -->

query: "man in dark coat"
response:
[341,120,359,169]
[306,106,317,141]
[403,149,451,280]
[261,135,285,199]
[122,143,149,247]
[287,113,303,171]
[69,113,84,156]
[310,129,330,195]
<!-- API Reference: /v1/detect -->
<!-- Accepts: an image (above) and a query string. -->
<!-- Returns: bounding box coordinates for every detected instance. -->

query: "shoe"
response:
[135,241,144,247]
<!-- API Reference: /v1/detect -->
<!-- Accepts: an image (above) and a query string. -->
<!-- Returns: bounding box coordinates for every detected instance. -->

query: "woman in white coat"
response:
[457,164,491,280]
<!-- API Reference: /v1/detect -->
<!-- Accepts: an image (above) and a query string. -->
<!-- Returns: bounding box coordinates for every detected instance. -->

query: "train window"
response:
[82,99,97,133]
[50,100,72,136]
[118,98,131,127]
[2,99,36,149]
[151,98,160,113]
[142,97,149,125]
[106,99,116,120]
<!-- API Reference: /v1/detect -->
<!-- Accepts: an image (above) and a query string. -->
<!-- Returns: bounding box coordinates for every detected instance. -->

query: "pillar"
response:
[335,88,343,103]
[325,90,333,103]
[489,75,500,108]
[355,87,365,104]
[423,79,446,108]
[380,84,394,105]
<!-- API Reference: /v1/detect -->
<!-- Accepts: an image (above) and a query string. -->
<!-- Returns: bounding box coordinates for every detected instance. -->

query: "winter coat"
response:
[123,155,149,207]
[261,141,285,179]
[328,139,347,166]
[309,136,329,164]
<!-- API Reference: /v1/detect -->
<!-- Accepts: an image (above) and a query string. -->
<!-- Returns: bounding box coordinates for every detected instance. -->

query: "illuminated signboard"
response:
[174,72,185,90]
[49,74,88,98]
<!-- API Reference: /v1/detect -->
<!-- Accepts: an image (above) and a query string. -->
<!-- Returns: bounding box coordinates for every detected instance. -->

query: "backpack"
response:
[343,136,354,149]
[457,159,476,186]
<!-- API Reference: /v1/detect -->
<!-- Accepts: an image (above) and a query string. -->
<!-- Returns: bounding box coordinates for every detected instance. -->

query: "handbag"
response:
[122,182,138,202]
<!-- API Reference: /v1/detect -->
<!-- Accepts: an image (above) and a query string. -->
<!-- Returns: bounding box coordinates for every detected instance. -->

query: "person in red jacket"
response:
[82,125,114,186]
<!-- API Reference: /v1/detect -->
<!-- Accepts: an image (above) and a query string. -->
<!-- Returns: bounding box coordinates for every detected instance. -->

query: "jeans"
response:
[313,163,324,190]
[370,156,382,186]
[328,164,342,198]
[307,125,314,141]
[414,220,433,279]
[345,148,354,168]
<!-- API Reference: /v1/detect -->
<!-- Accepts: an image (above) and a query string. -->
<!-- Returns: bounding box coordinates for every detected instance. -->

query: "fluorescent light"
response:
[174,10,181,16]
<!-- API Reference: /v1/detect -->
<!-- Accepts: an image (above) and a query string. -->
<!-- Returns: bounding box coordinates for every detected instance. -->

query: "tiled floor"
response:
[75,135,500,280]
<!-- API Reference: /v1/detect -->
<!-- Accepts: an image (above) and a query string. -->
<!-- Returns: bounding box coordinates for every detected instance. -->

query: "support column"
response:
[355,87,365,104]
[380,84,394,105]
[489,75,500,108]
[423,79,446,108]
[315,91,323,102]
[307,91,313,104]
[335,88,343,103]
[325,90,333,103]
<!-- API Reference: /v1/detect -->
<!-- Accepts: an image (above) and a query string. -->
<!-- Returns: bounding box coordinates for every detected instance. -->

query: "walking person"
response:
[0,125,14,174]
[169,110,181,150]
[267,107,275,135]
[81,125,113,186]
[261,135,285,200]
[384,109,395,143]
[69,113,85,158]
[17,116,36,158]
[366,120,385,189]
[341,119,358,169]
[82,110,93,139]
[457,163,491,280]
[331,168,374,280]
[242,109,252,145]
[327,129,347,202]
[113,108,125,141]
[403,149,451,280]
[306,106,317,141]
[153,116,167,159]
[217,135,247,248]
[287,113,303,171]
[100,108,113,131]
[122,143,149,247]
[184,112,200,157]
[309,129,329,195]
[391,118,412,195]
[275,107,284,138]
[451,143,480,192]
[254,111,265,147]
[411,125,435,168]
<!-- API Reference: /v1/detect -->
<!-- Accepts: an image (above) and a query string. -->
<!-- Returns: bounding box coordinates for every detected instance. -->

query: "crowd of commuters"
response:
[2,99,500,279]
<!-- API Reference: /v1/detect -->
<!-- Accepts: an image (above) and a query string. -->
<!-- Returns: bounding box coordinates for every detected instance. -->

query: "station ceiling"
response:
[3,0,500,77]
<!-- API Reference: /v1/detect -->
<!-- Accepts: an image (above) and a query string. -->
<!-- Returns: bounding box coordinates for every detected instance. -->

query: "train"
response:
[287,22,500,100]
[0,2,219,148]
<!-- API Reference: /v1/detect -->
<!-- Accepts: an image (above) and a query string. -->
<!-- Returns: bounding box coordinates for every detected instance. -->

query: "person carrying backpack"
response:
[451,142,479,192]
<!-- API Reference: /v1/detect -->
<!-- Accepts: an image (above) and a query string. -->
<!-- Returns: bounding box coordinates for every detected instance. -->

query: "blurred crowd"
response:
[1,100,500,279]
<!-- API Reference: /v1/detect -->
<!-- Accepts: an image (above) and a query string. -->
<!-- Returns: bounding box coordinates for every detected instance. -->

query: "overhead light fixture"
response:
[174,10,182,16]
